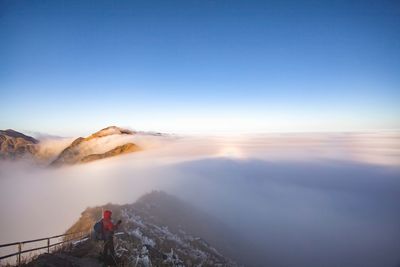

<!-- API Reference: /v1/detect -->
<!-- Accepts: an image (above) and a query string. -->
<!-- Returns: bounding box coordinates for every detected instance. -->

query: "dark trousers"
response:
[103,236,115,259]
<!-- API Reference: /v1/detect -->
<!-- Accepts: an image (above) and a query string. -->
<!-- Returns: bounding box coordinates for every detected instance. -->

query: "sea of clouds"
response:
[1,131,399,266]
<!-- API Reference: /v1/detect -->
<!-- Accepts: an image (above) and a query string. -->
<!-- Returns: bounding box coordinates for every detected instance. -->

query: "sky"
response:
[1,0,399,136]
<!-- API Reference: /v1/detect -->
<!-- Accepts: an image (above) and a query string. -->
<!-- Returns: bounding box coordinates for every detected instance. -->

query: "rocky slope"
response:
[61,191,238,267]
[80,143,141,163]
[0,129,38,159]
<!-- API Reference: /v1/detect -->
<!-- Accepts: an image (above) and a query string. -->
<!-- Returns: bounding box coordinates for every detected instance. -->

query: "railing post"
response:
[47,238,50,253]
[17,243,21,266]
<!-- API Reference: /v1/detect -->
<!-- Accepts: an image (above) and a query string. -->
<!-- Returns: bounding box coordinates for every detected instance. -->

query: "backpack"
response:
[93,219,104,241]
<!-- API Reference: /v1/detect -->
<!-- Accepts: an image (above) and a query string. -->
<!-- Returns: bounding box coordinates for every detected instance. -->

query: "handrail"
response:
[0,232,85,248]
[0,231,90,266]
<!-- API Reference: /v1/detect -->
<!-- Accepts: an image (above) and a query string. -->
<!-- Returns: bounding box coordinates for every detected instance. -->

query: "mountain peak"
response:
[89,126,134,139]
[0,129,39,144]
[50,126,139,166]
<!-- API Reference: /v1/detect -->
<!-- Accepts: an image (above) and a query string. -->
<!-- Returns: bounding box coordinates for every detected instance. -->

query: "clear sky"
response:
[1,0,399,136]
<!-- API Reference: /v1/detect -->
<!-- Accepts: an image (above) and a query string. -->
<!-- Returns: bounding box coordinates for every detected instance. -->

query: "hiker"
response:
[102,210,122,261]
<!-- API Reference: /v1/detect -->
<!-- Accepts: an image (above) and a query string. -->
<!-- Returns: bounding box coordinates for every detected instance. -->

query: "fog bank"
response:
[1,132,399,266]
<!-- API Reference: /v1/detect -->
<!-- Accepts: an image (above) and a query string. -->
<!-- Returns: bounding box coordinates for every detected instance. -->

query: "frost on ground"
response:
[57,191,238,267]
[118,206,235,266]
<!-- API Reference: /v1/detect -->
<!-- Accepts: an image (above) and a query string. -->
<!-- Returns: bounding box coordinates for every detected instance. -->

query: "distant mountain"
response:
[84,126,135,140]
[0,129,39,159]
[63,191,238,266]
[1,126,165,165]
[50,126,140,166]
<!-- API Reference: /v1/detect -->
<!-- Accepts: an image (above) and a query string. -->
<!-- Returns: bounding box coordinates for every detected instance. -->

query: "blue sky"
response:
[1,0,399,135]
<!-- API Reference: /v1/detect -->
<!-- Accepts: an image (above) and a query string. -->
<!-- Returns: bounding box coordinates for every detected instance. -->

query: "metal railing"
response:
[0,231,90,266]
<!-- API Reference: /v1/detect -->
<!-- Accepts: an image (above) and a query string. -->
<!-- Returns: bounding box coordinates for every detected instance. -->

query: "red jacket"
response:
[102,210,118,232]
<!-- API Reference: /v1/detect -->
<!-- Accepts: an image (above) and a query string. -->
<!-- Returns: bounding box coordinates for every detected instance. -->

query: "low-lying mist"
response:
[1,132,399,267]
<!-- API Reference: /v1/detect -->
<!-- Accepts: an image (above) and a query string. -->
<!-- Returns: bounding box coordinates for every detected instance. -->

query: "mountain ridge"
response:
[51,126,137,166]
[62,191,239,266]
[0,126,145,165]
[80,143,141,163]
[0,129,38,160]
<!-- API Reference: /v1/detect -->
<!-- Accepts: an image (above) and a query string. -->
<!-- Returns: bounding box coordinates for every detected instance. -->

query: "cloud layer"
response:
[1,132,399,266]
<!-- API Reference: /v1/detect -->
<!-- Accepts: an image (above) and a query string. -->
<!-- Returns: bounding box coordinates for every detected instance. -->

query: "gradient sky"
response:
[1,0,399,136]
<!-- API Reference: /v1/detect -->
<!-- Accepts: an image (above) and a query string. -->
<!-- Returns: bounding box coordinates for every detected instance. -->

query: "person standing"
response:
[102,210,122,262]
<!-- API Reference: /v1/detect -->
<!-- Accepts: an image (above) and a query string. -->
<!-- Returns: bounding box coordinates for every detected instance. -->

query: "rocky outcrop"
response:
[0,129,38,160]
[80,143,141,163]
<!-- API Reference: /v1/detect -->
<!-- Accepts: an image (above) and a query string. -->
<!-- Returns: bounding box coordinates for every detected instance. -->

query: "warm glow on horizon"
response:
[217,146,245,158]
